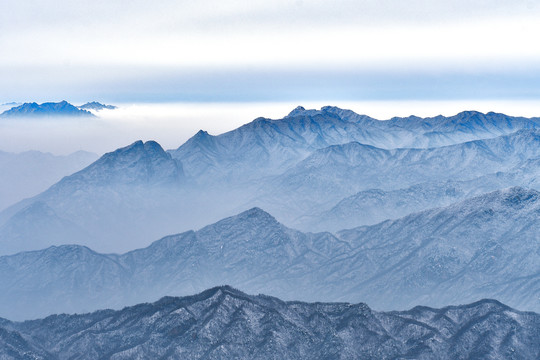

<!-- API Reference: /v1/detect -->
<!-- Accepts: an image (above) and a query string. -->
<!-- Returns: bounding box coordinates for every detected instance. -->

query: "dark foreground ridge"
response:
[1,286,539,359]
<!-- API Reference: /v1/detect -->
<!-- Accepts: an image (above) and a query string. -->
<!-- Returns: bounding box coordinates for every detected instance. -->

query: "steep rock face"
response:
[0,101,95,118]
[1,287,539,360]
[0,190,539,321]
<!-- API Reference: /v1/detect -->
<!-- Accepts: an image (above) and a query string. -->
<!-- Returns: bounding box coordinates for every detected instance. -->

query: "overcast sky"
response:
[1,0,540,102]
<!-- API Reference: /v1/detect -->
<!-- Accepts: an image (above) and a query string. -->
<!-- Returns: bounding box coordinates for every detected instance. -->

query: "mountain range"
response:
[0,101,95,118]
[1,188,538,320]
[0,106,539,322]
[295,160,540,231]
[170,107,540,183]
[2,108,540,253]
[0,141,186,254]
[0,286,538,359]
[77,101,117,111]
[1,105,539,357]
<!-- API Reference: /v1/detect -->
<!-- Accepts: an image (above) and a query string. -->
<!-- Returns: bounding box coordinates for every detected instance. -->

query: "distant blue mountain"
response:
[0,101,95,118]
[78,101,117,111]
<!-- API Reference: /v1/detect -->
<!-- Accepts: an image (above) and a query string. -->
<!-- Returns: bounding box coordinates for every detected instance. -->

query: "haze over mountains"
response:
[1,188,539,320]
[0,150,98,210]
[0,106,538,328]
[1,107,540,254]
[1,286,539,359]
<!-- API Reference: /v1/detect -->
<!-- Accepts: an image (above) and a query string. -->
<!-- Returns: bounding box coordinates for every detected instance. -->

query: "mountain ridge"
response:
[77,101,116,111]
[0,101,95,118]
[1,188,539,320]
[3,107,540,253]
[171,107,540,183]
[1,286,538,360]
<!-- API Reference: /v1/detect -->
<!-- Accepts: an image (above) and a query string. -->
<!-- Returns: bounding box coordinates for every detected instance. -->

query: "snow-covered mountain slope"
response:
[1,286,539,360]
[170,107,540,184]
[0,150,98,210]
[295,181,480,231]
[2,108,540,254]
[0,141,187,254]
[278,128,540,194]
[295,157,540,231]
[249,129,540,219]
[0,208,350,320]
[1,190,539,320]
[51,140,184,187]
[0,100,95,118]
[336,187,540,311]
[169,106,396,182]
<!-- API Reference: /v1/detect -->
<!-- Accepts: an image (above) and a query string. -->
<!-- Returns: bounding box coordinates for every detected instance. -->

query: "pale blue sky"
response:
[1,0,540,102]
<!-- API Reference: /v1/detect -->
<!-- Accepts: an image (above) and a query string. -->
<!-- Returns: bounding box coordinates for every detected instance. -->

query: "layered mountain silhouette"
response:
[0,140,187,254]
[2,108,540,253]
[295,156,540,231]
[0,286,538,359]
[1,106,539,357]
[0,101,95,118]
[248,128,540,224]
[170,107,540,183]
[1,188,539,320]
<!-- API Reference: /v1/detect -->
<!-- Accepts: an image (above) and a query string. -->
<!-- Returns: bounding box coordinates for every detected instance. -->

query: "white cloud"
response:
[3,100,540,155]
[1,0,540,102]
[1,0,539,68]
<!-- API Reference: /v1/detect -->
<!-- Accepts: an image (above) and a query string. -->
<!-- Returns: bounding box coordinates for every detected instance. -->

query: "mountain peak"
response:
[110,140,167,157]
[143,140,165,152]
[287,105,306,117]
[183,129,215,147]
[457,110,484,116]
[235,207,276,222]
[196,207,283,245]
[200,207,279,232]
[125,140,144,149]
[193,285,245,300]
[195,129,209,136]
[51,139,183,187]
